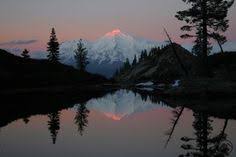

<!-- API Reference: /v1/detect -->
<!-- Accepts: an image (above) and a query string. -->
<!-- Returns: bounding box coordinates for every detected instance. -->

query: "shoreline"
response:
[1,77,236,98]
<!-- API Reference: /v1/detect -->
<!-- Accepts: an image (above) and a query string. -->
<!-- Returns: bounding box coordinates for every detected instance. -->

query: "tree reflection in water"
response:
[23,117,30,124]
[74,103,90,136]
[165,106,185,148]
[47,111,61,144]
[179,112,232,157]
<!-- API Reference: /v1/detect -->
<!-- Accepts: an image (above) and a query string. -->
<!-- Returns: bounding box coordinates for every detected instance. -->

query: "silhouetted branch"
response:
[163,28,189,77]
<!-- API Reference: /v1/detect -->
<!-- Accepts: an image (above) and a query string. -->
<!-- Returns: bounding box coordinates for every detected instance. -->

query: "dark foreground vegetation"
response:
[0,0,235,104]
[132,88,236,120]
[0,86,116,128]
[114,0,236,98]
[115,44,236,83]
[0,49,108,92]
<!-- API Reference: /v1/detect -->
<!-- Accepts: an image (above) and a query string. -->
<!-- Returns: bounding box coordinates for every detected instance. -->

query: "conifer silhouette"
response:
[47,28,60,63]
[74,39,89,71]
[21,49,30,59]
[176,0,234,76]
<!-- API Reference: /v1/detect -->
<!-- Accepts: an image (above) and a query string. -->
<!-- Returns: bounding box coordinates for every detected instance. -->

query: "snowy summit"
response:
[59,29,163,77]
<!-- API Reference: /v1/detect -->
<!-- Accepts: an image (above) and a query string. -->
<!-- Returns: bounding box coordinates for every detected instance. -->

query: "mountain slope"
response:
[0,49,107,89]
[59,29,163,78]
[115,44,196,83]
[115,44,236,83]
[3,30,236,79]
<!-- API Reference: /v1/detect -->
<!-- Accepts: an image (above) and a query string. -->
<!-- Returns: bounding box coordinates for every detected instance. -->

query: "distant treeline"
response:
[114,44,170,77]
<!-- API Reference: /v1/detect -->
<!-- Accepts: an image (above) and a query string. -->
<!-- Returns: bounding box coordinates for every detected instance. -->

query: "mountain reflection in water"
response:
[0,89,236,157]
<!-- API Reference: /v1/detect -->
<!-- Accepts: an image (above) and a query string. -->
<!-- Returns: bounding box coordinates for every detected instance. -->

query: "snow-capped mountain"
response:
[90,29,162,63]
[59,29,163,77]
[59,39,93,65]
[80,90,165,121]
[60,29,162,64]
[4,29,235,78]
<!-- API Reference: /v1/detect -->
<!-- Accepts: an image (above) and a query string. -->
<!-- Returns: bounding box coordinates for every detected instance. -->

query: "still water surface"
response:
[0,90,235,157]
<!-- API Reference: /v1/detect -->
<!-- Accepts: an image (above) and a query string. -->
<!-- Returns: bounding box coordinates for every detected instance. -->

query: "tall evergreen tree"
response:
[21,49,30,59]
[176,0,234,76]
[132,55,137,66]
[143,50,148,59]
[124,58,131,70]
[139,49,148,61]
[74,39,89,71]
[114,69,120,77]
[149,47,159,57]
[47,28,60,63]
[139,51,143,61]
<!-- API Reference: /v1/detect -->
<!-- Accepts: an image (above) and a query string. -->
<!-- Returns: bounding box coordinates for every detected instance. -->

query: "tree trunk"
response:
[201,0,209,77]
[218,41,224,54]
[203,114,209,157]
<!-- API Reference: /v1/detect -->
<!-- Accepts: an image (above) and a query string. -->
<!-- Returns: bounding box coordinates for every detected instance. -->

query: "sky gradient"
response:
[0,0,236,51]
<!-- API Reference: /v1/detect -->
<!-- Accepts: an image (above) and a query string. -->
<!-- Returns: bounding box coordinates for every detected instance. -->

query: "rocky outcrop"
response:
[115,44,196,83]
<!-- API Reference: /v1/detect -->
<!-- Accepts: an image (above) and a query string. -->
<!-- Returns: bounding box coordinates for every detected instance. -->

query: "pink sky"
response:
[0,0,235,51]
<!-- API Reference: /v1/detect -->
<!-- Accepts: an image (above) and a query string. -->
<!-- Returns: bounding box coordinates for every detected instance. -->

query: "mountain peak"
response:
[59,31,163,77]
[105,29,122,37]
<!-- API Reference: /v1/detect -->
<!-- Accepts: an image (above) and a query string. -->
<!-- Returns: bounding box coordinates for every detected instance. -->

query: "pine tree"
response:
[139,49,148,61]
[143,50,148,59]
[149,47,159,57]
[47,28,60,63]
[21,49,30,59]
[124,58,131,70]
[132,55,137,66]
[114,69,120,77]
[139,51,144,61]
[74,39,89,71]
[176,0,234,76]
